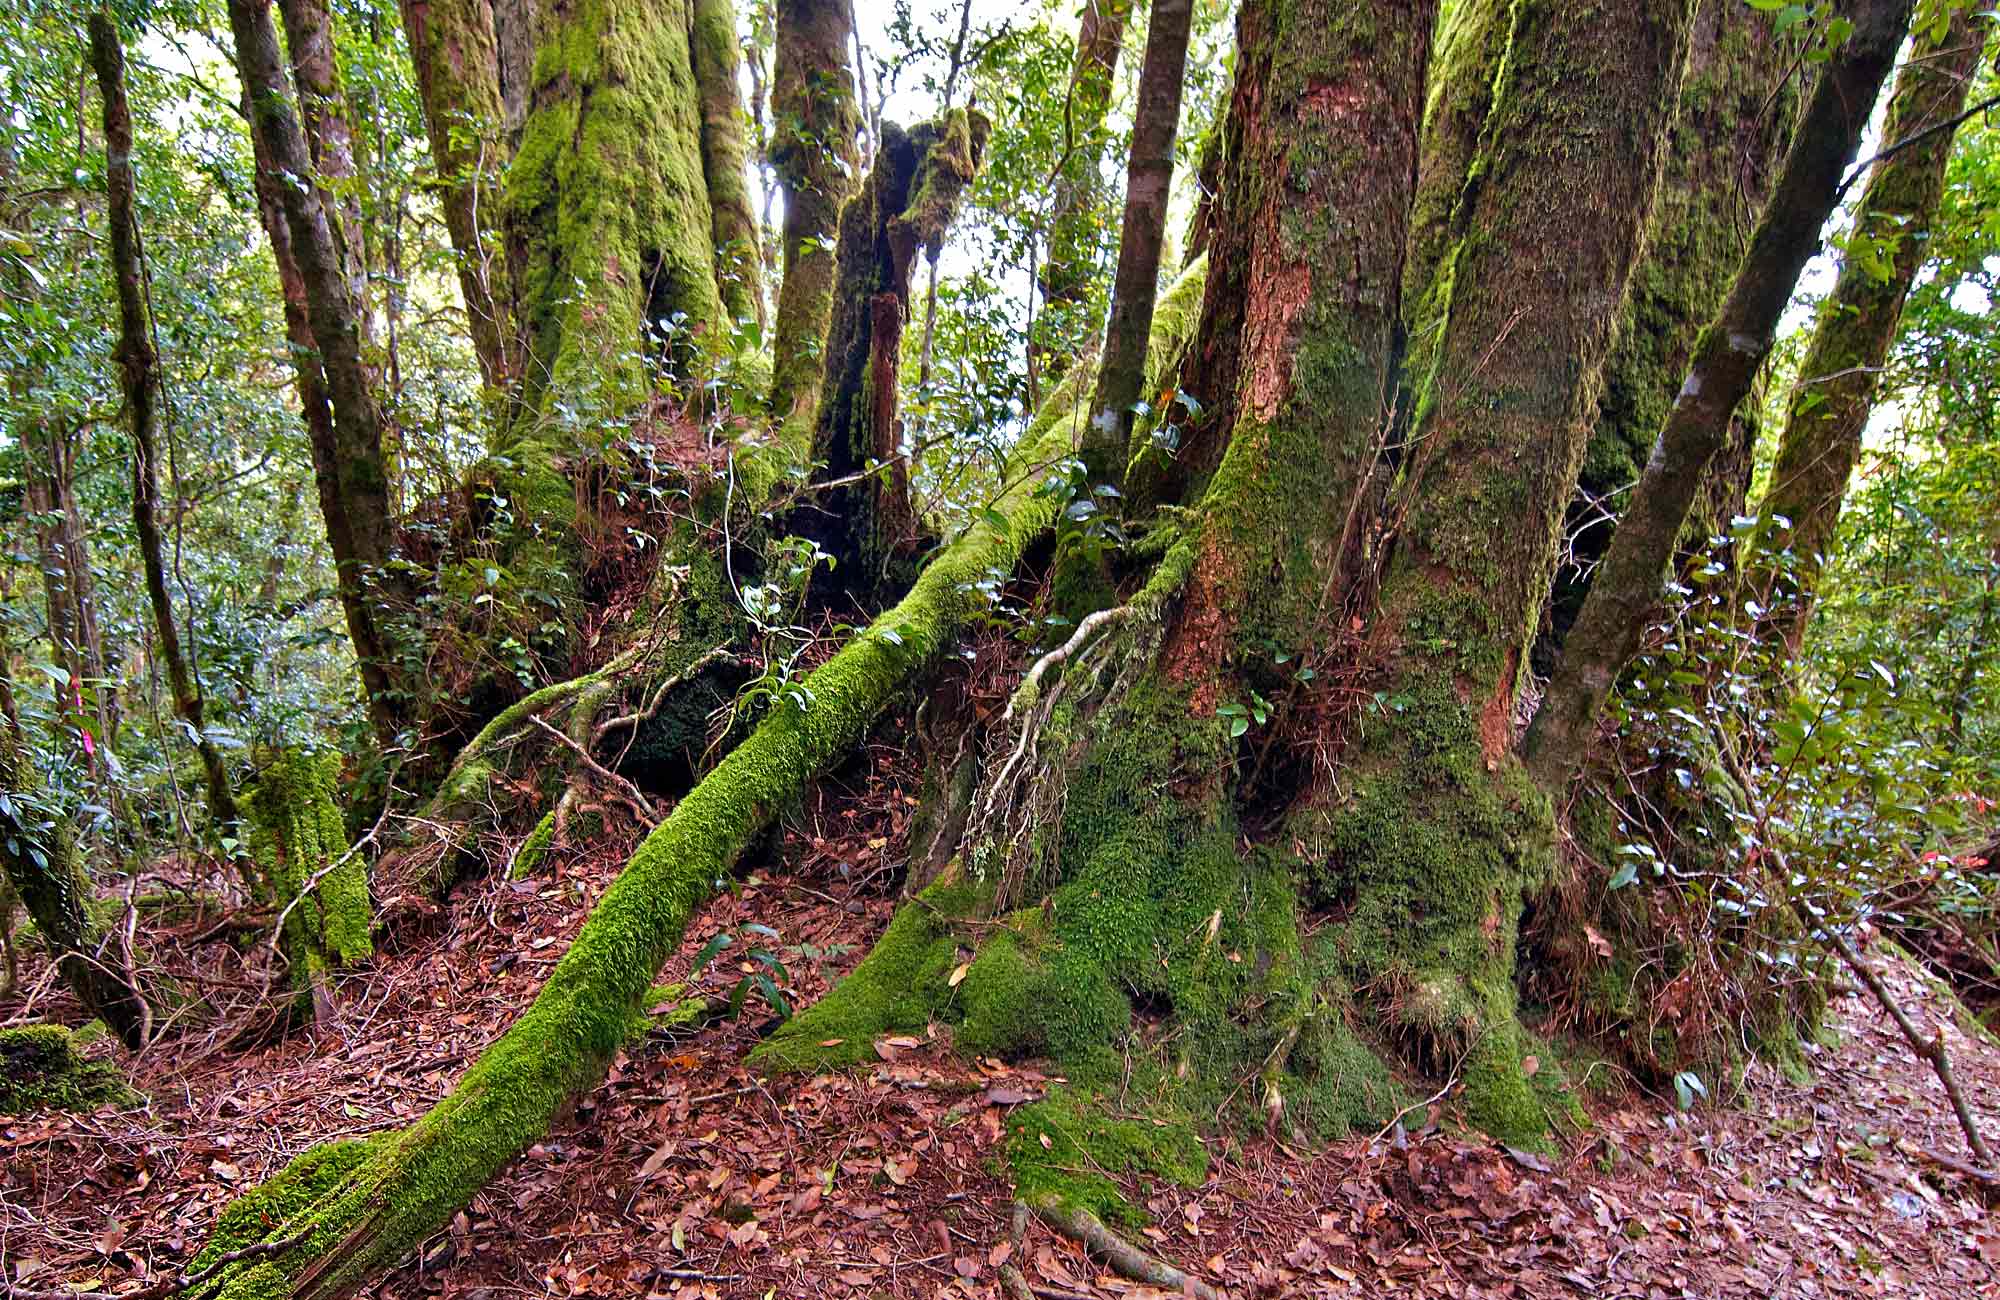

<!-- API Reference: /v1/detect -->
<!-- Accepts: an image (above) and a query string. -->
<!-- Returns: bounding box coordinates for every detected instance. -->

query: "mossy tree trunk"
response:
[245,748,374,1025]
[768,0,860,432]
[1746,4,1993,651]
[231,0,409,751]
[1542,0,1798,661]
[90,13,241,834]
[1524,0,1920,792]
[398,0,521,392]
[691,0,765,330]
[791,110,989,603]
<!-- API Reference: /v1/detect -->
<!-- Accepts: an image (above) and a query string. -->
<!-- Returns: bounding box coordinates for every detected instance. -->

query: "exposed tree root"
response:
[1029,1200,1223,1300]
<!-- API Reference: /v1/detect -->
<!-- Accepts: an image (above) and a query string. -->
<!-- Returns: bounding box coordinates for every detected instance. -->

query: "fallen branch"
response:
[1028,1200,1223,1300]
[1794,898,1994,1170]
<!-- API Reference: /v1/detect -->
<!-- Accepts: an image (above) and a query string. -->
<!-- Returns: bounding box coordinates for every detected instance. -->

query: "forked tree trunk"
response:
[398,0,520,391]
[1524,0,1920,791]
[1747,5,1993,650]
[89,13,241,832]
[792,111,989,601]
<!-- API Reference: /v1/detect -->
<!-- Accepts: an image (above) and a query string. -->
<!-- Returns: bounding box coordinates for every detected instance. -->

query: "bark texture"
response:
[1081,0,1195,489]
[503,0,721,416]
[398,0,519,390]
[1332,0,1693,1141]
[231,0,406,748]
[1749,4,1993,649]
[1523,0,1921,790]
[690,0,765,329]
[1544,0,1798,657]
[768,0,860,433]
[90,13,240,830]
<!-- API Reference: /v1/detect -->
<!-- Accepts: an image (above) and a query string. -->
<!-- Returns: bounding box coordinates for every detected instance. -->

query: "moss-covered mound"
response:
[0,1023,142,1115]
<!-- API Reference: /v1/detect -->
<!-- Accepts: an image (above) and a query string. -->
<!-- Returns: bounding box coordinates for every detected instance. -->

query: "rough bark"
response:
[0,726,148,1050]
[245,748,374,1025]
[689,0,765,329]
[491,0,536,143]
[398,0,519,390]
[276,0,372,344]
[1402,0,1511,338]
[231,0,406,749]
[1036,0,1133,384]
[1542,0,1798,662]
[1081,0,1194,490]
[1523,0,1921,792]
[792,111,990,601]
[1341,0,1692,1141]
[768,0,860,434]
[89,13,241,831]
[181,288,1164,1300]
[1748,4,1992,650]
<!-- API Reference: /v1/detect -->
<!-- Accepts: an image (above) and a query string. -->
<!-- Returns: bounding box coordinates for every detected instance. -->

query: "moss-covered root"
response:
[180,352,1103,1300]
[245,747,372,1023]
[0,1023,143,1115]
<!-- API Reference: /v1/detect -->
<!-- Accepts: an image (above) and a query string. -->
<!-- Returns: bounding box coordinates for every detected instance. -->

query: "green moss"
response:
[509,811,557,880]
[751,874,981,1070]
[193,1139,379,1273]
[245,747,372,1010]
[0,1024,142,1115]
[1005,1090,1207,1227]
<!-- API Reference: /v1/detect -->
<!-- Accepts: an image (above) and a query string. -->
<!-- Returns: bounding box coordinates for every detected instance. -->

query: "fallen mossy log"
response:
[182,356,1118,1300]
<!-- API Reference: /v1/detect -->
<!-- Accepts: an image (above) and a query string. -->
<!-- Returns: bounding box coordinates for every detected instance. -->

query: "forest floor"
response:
[4,753,1999,1299]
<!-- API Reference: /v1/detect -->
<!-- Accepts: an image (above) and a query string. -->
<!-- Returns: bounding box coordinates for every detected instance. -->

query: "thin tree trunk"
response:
[768,0,860,436]
[89,13,241,831]
[1747,4,1992,650]
[1081,0,1194,490]
[1035,0,1132,384]
[276,0,372,348]
[398,0,518,390]
[20,420,115,755]
[231,0,406,749]
[689,0,765,330]
[1523,0,1920,791]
